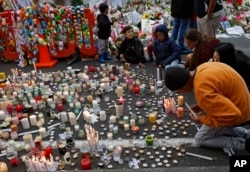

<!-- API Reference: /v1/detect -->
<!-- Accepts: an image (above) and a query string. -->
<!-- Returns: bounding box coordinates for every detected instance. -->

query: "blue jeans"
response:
[171,17,190,49]
[165,59,183,69]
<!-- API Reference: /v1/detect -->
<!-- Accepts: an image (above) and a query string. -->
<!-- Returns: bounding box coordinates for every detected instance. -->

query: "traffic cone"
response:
[35,44,57,68]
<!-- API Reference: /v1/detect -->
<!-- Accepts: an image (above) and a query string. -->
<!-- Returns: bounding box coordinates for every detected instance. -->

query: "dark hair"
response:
[185,29,216,70]
[99,3,109,13]
[214,42,237,68]
[120,25,133,34]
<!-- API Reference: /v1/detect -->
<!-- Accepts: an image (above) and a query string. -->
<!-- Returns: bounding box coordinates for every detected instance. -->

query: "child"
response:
[117,25,146,67]
[146,24,158,62]
[153,24,181,69]
[97,3,113,63]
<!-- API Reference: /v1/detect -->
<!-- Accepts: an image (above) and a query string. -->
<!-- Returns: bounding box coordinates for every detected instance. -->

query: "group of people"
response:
[96,2,250,154]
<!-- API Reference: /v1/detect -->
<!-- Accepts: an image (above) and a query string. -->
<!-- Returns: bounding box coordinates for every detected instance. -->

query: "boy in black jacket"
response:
[97,3,113,63]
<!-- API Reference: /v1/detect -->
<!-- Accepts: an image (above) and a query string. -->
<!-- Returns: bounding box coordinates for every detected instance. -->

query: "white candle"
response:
[85,113,92,123]
[113,126,118,134]
[75,102,81,109]
[150,85,155,92]
[29,115,37,126]
[82,110,89,120]
[124,124,130,131]
[107,132,113,140]
[30,99,37,110]
[68,112,77,125]
[104,83,110,92]
[39,127,46,138]
[100,83,105,90]
[92,100,98,109]
[21,118,30,129]
[156,80,163,87]
[130,119,136,127]
[74,125,79,131]
[109,115,116,123]
[116,86,123,97]
[0,110,5,120]
[99,110,106,121]
[60,112,68,123]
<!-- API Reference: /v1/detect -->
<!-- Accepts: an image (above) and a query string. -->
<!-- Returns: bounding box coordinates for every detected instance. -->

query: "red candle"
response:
[89,66,95,73]
[133,85,140,94]
[34,96,42,103]
[15,104,23,112]
[10,157,19,166]
[45,146,53,157]
[81,157,91,170]
[6,104,13,114]
[177,107,184,118]
[57,102,64,112]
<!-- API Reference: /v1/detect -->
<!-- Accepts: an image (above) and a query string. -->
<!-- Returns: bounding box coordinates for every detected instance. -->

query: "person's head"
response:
[184,29,202,49]
[213,42,236,65]
[164,67,193,93]
[99,3,109,15]
[121,25,134,39]
[155,24,169,41]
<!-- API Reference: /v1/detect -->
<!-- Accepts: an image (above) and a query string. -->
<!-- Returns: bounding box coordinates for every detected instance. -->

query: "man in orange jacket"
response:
[164,62,250,152]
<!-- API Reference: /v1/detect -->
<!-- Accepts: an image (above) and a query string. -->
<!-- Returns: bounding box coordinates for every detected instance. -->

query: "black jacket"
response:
[171,0,195,18]
[97,14,112,39]
[195,0,223,18]
[118,37,145,64]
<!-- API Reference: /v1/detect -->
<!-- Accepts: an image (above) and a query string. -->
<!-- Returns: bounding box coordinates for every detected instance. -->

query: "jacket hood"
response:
[155,24,169,39]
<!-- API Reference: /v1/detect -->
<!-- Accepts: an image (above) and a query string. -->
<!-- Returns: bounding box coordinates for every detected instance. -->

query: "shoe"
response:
[99,54,105,63]
[245,138,250,153]
[234,127,250,139]
[103,52,112,60]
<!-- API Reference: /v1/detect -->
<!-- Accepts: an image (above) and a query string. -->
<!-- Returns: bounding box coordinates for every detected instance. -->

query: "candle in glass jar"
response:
[177,96,184,106]
[69,113,77,125]
[57,102,64,112]
[60,111,68,123]
[10,124,18,133]
[45,145,53,157]
[29,115,37,126]
[12,116,19,124]
[149,112,157,124]
[0,110,5,120]
[107,132,113,140]
[99,111,106,121]
[116,86,123,97]
[81,157,91,170]
[130,119,135,127]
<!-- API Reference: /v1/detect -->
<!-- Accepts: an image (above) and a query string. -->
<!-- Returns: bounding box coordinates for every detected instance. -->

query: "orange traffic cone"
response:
[35,44,57,68]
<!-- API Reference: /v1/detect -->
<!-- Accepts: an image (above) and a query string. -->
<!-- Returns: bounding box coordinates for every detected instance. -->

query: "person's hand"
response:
[138,63,145,67]
[190,104,203,113]
[189,111,203,123]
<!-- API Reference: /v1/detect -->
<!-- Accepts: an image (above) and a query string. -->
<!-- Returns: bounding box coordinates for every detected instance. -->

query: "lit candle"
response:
[21,118,30,129]
[29,115,37,126]
[177,96,184,106]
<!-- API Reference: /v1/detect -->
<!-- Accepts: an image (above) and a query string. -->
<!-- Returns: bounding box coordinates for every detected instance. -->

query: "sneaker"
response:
[234,127,250,139]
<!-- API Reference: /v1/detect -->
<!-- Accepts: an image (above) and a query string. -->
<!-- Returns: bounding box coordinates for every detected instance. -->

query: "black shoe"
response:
[245,138,250,153]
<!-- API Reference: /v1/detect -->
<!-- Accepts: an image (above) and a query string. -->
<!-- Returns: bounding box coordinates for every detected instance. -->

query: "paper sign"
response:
[17,0,31,8]
[141,18,164,35]
[226,25,245,35]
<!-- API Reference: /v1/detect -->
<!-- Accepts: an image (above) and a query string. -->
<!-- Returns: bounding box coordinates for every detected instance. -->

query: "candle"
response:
[156,67,162,81]
[10,157,19,166]
[0,111,5,120]
[124,124,130,131]
[74,125,79,131]
[2,132,9,140]
[99,110,106,121]
[131,126,139,133]
[45,145,52,157]
[12,116,19,124]
[29,115,37,126]
[149,112,157,124]
[177,107,184,118]
[57,102,64,112]
[85,113,92,123]
[34,136,42,148]
[0,162,8,172]
[21,118,30,129]
[116,86,123,97]
[177,96,184,106]
[113,146,122,162]
[11,131,18,139]
[39,127,46,138]
[109,115,116,123]
[60,112,68,123]
[130,119,136,127]
[92,100,98,109]
[10,124,18,133]
[58,143,66,155]
[23,134,34,147]
[81,157,91,170]
[113,126,118,134]
[75,102,81,109]
[107,132,113,140]
[69,112,77,125]
[145,135,154,146]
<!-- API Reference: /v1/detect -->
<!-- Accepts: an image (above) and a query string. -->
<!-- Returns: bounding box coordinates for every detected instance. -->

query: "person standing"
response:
[171,0,195,54]
[164,63,250,153]
[195,0,225,37]
[97,3,113,63]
